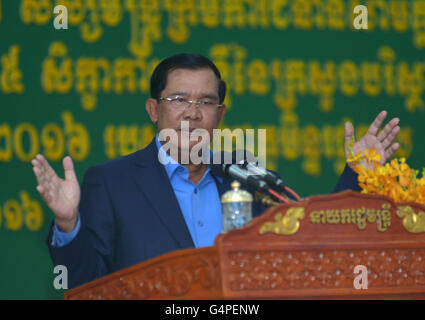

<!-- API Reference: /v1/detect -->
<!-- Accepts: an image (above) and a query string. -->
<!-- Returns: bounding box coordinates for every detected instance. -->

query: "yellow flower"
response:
[346,137,366,167]
[355,148,425,206]
[353,164,367,176]
[347,153,366,167]
[399,174,412,187]
[390,159,400,171]
[364,148,381,163]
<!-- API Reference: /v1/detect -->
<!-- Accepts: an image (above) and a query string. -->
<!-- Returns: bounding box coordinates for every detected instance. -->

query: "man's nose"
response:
[183,102,202,119]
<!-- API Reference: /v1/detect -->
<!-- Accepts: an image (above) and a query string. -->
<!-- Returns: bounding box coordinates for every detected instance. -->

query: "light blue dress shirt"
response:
[52,136,223,248]
[51,215,81,247]
[155,136,223,247]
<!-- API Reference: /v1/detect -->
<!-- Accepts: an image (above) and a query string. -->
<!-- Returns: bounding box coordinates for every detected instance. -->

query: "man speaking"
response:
[31,53,400,289]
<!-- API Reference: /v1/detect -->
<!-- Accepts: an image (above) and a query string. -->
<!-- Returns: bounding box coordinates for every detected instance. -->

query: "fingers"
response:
[381,125,400,150]
[367,110,387,137]
[32,154,47,185]
[344,121,355,147]
[32,154,48,172]
[373,112,400,163]
[36,185,43,194]
[36,184,51,203]
[31,154,59,195]
[32,154,54,180]
[34,176,51,203]
[63,156,77,182]
[383,143,400,163]
[378,117,400,143]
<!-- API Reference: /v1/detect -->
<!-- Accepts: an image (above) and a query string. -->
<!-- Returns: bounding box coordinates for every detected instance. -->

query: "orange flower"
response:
[347,137,366,167]
[364,148,382,163]
[347,151,366,167]
[352,148,425,206]
[353,164,367,176]
[390,159,400,171]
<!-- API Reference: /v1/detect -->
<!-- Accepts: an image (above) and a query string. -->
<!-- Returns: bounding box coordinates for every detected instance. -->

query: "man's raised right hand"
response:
[31,155,80,233]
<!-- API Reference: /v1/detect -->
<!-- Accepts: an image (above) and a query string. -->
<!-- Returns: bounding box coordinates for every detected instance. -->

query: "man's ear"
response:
[216,104,226,126]
[146,98,159,124]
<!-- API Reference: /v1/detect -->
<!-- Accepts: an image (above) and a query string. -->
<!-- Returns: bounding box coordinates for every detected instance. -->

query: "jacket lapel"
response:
[131,140,195,249]
[213,175,233,199]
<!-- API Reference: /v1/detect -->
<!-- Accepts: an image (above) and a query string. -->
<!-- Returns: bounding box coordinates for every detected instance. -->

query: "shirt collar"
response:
[155,135,181,179]
[155,135,222,183]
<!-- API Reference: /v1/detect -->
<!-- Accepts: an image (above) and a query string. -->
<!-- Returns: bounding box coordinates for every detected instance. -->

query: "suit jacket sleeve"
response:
[333,164,361,193]
[46,165,116,289]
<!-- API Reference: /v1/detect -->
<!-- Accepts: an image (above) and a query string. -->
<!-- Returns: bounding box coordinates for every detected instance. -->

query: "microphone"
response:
[232,150,285,189]
[232,150,299,201]
[210,152,270,193]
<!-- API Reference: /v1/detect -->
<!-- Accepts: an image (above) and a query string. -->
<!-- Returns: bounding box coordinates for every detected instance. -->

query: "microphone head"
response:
[209,151,232,178]
[232,149,258,168]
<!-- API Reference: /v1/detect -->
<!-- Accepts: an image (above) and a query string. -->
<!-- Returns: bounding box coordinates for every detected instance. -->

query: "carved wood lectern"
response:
[65,191,425,299]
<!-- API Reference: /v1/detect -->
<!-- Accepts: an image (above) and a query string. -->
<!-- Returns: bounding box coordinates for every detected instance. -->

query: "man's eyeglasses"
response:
[158,96,224,111]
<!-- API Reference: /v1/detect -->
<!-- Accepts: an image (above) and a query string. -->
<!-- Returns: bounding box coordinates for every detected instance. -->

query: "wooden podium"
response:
[65,191,425,299]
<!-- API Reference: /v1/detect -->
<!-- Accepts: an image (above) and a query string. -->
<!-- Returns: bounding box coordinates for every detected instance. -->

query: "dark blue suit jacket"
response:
[47,139,360,289]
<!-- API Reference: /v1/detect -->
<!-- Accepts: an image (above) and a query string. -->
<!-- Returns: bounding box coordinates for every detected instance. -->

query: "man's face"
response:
[146,68,226,154]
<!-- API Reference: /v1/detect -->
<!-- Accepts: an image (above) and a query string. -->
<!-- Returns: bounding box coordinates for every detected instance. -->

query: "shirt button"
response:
[194,188,198,194]
[198,220,204,227]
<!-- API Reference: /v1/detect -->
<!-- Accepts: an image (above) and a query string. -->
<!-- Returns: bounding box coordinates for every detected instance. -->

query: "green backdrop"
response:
[1,0,424,299]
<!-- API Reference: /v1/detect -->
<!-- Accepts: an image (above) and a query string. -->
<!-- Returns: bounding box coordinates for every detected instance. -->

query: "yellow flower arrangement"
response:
[347,141,425,205]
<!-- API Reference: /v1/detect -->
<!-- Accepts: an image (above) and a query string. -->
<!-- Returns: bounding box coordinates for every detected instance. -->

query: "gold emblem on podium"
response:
[396,206,425,233]
[259,207,305,235]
